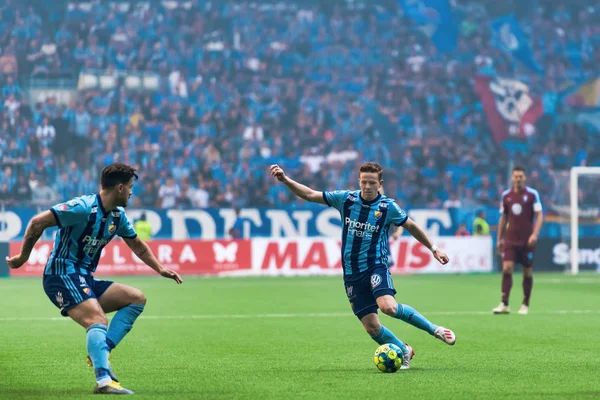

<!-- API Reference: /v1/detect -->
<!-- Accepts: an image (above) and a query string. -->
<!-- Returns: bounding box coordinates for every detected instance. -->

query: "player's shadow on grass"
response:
[0,389,93,397]
[312,367,433,374]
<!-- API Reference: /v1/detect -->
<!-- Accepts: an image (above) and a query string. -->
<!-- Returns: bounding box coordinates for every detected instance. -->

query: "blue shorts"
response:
[344,267,396,320]
[43,274,114,317]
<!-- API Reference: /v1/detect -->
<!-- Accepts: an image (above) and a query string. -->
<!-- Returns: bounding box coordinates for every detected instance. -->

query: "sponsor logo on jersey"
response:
[511,203,523,215]
[371,274,382,289]
[111,211,120,217]
[55,291,64,307]
[58,204,68,211]
[91,206,98,214]
[82,235,111,256]
[345,217,380,238]
[523,195,528,202]
[346,285,353,298]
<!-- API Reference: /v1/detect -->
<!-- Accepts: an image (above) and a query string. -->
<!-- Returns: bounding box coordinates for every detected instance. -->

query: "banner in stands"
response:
[9,240,253,277]
[2,207,591,241]
[9,237,492,277]
[0,207,459,240]
[0,242,8,277]
[535,238,600,272]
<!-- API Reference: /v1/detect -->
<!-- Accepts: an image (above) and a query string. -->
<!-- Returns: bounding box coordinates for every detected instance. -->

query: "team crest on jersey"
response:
[108,223,117,234]
[371,274,382,289]
[68,201,76,207]
[83,288,91,296]
[374,210,382,220]
[523,195,528,202]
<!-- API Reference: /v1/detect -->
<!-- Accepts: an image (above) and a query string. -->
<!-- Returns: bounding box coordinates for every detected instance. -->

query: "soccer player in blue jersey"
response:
[6,163,183,394]
[270,162,456,369]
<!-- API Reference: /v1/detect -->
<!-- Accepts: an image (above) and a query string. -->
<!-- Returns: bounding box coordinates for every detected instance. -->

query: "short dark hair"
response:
[101,163,138,189]
[512,166,526,174]
[359,162,383,180]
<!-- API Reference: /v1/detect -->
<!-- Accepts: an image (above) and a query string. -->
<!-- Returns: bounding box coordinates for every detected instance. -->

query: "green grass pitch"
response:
[1,273,599,399]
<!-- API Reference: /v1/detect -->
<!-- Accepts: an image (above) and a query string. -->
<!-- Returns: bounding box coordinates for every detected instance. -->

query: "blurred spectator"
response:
[473,210,491,236]
[36,116,56,148]
[455,223,471,237]
[158,177,180,209]
[134,213,153,241]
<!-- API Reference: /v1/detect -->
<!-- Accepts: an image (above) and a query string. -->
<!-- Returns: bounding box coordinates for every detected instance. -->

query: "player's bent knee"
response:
[502,264,514,274]
[83,314,108,328]
[131,289,146,306]
[379,303,396,316]
[363,321,381,336]
[376,297,397,316]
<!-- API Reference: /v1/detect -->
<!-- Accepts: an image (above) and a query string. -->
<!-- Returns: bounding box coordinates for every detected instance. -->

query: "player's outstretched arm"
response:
[270,164,326,204]
[123,237,183,284]
[403,218,449,265]
[6,210,56,269]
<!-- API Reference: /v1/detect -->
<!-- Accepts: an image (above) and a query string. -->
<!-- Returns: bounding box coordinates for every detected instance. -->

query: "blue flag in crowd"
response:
[491,14,544,74]
[399,0,458,53]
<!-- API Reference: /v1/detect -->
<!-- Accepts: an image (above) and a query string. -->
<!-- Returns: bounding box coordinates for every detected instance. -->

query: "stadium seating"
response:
[0,0,598,209]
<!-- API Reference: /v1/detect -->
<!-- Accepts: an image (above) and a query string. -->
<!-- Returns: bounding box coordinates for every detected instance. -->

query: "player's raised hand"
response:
[270,164,286,182]
[160,268,183,284]
[432,249,449,265]
[6,254,26,269]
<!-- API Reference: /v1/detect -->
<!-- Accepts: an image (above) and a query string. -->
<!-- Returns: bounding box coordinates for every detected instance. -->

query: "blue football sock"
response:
[395,304,437,335]
[370,325,408,355]
[86,324,111,385]
[106,304,145,351]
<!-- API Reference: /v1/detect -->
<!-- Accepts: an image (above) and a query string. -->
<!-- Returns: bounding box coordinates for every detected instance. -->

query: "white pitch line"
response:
[1,309,600,322]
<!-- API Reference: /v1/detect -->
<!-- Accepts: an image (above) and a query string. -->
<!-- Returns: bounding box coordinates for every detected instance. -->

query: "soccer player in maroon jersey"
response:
[493,167,544,315]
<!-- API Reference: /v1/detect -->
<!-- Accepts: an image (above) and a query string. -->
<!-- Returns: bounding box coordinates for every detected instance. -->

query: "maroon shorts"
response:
[502,243,535,267]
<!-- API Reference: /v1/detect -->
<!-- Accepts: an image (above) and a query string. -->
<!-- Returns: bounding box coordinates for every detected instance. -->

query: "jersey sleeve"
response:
[322,190,350,211]
[500,195,507,215]
[49,198,89,228]
[531,189,543,212]
[387,201,408,226]
[117,212,137,239]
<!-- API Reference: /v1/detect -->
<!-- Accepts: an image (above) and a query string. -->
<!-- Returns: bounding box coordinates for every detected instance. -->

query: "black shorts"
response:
[344,267,396,320]
[43,274,114,316]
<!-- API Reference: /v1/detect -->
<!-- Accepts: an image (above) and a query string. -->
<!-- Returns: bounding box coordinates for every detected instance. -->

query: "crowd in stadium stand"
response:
[0,0,599,210]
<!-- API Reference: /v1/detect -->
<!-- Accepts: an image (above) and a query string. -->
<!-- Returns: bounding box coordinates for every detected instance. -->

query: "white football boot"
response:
[492,302,510,314]
[434,326,456,345]
[518,304,529,315]
[400,344,415,370]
